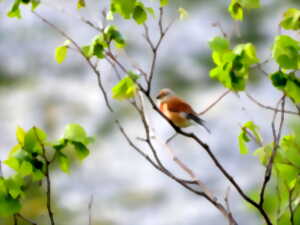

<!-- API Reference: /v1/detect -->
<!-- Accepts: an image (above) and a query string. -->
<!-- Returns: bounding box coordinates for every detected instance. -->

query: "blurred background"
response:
[0,0,300,224]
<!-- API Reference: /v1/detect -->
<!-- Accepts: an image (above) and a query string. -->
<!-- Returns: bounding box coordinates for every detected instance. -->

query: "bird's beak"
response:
[156,93,161,99]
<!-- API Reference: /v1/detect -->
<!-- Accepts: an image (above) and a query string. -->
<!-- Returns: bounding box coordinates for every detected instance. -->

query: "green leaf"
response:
[89,35,106,59]
[57,152,70,173]
[0,194,21,216]
[31,0,40,11]
[16,126,25,146]
[110,0,136,19]
[270,71,288,89]
[238,131,250,154]
[160,0,168,7]
[240,0,260,9]
[32,170,44,181]
[19,161,33,176]
[81,45,92,58]
[253,144,273,166]
[55,45,68,64]
[4,157,19,171]
[243,121,262,144]
[77,0,85,9]
[5,176,23,199]
[178,8,188,20]
[272,35,300,70]
[209,36,230,52]
[280,8,300,31]
[112,72,140,100]
[228,0,243,21]
[72,142,90,160]
[104,26,126,48]
[64,124,89,145]
[24,127,46,154]
[7,0,21,19]
[270,71,300,103]
[133,4,147,24]
[233,43,259,65]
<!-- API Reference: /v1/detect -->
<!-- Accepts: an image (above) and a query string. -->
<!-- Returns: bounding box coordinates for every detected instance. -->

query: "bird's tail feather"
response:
[187,114,211,133]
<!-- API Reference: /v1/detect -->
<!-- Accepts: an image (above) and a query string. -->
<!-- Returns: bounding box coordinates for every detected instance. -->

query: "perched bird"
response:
[156,88,210,133]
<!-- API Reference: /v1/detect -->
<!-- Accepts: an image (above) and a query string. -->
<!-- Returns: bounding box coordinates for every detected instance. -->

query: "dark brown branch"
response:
[16,213,38,225]
[139,85,272,225]
[259,96,285,208]
[246,92,298,116]
[13,214,18,225]
[288,186,295,225]
[198,90,231,115]
[33,127,55,225]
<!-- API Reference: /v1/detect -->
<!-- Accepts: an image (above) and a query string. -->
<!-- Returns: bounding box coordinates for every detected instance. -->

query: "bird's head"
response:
[156,88,175,102]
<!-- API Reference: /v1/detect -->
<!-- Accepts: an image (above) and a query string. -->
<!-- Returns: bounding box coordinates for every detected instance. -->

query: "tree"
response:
[0,0,300,225]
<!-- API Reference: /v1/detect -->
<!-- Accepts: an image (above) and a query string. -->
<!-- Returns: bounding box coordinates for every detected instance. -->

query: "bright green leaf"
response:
[272,35,300,70]
[16,126,25,146]
[57,152,70,173]
[280,8,300,31]
[64,124,89,145]
[238,131,249,154]
[110,0,136,19]
[4,157,19,171]
[7,0,21,19]
[55,45,68,64]
[209,36,230,52]
[112,72,140,100]
[72,142,90,160]
[178,8,188,20]
[240,0,260,9]
[0,194,21,216]
[160,0,168,7]
[19,161,33,176]
[31,0,40,11]
[228,0,243,21]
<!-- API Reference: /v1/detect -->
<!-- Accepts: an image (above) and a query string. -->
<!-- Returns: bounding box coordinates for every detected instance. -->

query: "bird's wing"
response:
[166,96,196,114]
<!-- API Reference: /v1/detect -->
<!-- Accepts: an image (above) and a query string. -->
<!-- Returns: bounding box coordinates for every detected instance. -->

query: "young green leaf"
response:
[133,4,147,24]
[272,35,300,70]
[64,124,89,145]
[7,0,21,19]
[57,152,70,173]
[16,126,25,146]
[110,0,137,19]
[178,8,188,20]
[228,0,243,21]
[0,194,21,216]
[280,8,300,31]
[160,0,168,7]
[55,45,68,64]
[209,36,230,52]
[238,131,250,154]
[19,161,33,176]
[31,0,40,11]
[72,142,90,160]
[112,72,140,100]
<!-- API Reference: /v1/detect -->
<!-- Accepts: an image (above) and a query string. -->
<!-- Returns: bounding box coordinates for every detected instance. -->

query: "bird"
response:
[156,88,210,133]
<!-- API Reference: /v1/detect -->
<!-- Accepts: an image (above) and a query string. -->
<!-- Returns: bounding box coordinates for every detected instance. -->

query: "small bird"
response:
[156,88,210,133]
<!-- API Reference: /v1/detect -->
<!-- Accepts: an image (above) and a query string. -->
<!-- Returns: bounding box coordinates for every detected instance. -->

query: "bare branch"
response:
[212,22,228,38]
[246,92,298,116]
[198,90,231,115]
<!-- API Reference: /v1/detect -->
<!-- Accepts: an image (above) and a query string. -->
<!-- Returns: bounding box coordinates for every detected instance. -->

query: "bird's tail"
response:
[187,114,211,134]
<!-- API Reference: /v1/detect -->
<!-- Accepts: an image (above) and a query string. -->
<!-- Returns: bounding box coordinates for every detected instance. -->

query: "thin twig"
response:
[33,127,55,225]
[13,214,18,225]
[246,92,298,116]
[212,22,228,38]
[198,90,231,115]
[288,186,295,225]
[32,11,113,113]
